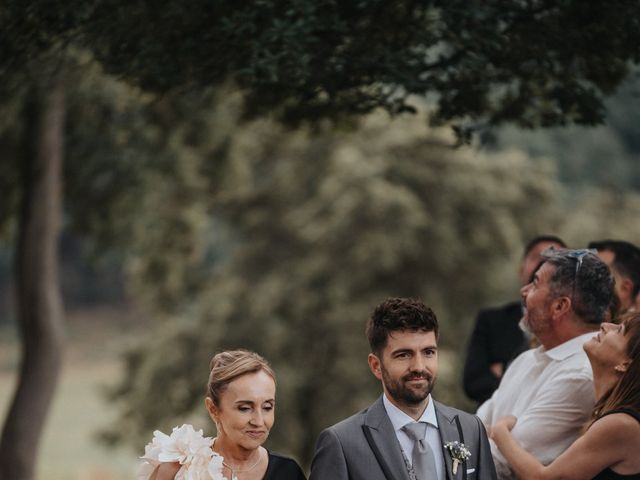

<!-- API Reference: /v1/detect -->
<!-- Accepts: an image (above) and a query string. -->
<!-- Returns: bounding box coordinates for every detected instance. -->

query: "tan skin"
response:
[491,322,640,479]
[151,370,276,480]
[490,241,565,379]
[520,262,597,350]
[368,330,438,420]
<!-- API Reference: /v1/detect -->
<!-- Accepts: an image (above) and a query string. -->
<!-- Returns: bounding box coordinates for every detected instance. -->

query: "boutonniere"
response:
[444,441,471,475]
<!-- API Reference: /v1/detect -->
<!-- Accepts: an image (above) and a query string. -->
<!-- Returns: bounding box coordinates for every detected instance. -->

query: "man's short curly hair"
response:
[366,297,439,355]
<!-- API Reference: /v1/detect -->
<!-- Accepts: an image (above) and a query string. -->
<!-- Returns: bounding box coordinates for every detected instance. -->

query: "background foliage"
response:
[1,1,640,476]
[101,108,640,468]
[99,110,564,465]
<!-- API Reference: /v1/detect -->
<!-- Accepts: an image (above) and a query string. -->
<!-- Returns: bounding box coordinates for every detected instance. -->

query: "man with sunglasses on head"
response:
[463,235,566,405]
[476,248,614,480]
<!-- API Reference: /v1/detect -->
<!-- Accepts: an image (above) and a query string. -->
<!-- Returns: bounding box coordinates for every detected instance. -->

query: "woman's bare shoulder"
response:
[589,412,640,443]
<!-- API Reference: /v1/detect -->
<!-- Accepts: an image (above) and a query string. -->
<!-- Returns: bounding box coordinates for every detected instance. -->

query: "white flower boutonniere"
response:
[444,440,471,475]
[139,424,232,480]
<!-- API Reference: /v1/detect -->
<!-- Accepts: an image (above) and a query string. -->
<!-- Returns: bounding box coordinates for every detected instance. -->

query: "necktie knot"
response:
[403,422,428,442]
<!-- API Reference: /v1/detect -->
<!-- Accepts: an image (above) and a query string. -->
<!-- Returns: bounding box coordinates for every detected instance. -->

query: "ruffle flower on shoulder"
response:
[139,424,231,480]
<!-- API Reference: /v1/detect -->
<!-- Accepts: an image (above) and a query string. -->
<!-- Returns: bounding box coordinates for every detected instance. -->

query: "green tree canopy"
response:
[0,50,236,477]
[489,74,640,189]
[4,1,640,139]
[83,0,640,137]
[2,2,640,476]
[0,53,237,306]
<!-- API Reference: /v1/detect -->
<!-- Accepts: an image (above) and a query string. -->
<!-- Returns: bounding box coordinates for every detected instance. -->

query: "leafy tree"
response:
[3,1,640,477]
[81,0,640,138]
[0,52,232,478]
[5,1,640,136]
[102,113,562,466]
[0,55,67,479]
[488,73,640,189]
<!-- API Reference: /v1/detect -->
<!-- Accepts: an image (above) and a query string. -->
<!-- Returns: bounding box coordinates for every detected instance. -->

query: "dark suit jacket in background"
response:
[309,396,496,480]
[462,301,528,404]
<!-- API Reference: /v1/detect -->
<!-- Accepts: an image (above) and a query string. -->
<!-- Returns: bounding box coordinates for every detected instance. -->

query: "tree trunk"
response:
[0,79,65,479]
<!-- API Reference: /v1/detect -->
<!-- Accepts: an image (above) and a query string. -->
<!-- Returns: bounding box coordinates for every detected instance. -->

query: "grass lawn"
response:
[0,306,143,480]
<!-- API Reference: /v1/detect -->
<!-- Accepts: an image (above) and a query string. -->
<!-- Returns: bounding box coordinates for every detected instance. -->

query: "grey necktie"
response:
[403,422,438,480]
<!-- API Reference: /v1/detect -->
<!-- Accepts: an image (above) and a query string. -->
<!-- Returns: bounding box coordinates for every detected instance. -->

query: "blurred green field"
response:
[0,307,142,480]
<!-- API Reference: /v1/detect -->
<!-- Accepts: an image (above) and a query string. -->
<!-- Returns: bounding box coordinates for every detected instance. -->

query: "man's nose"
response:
[410,355,428,372]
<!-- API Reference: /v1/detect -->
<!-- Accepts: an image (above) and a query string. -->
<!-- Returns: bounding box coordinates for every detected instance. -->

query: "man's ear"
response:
[552,296,572,318]
[620,277,634,304]
[368,353,383,381]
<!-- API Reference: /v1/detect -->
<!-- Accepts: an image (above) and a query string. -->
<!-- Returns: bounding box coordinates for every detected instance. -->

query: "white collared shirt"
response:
[477,332,597,480]
[383,393,445,480]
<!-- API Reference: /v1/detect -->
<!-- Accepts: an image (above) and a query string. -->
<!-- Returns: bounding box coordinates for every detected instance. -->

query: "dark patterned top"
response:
[592,409,640,480]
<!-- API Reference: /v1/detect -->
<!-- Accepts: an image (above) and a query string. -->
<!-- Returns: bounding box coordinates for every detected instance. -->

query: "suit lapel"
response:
[363,396,411,480]
[435,401,463,480]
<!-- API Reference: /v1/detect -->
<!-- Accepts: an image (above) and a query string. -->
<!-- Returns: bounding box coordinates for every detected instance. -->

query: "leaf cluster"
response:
[4,1,639,138]
[0,52,240,310]
[79,0,640,134]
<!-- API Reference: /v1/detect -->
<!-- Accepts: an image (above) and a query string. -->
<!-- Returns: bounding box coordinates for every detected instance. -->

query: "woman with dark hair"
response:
[491,313,640,479]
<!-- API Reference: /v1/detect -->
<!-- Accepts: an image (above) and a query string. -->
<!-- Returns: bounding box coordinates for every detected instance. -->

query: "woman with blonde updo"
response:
[152,350,306,480]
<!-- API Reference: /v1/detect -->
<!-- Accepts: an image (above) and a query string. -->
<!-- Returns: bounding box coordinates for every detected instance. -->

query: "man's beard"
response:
[522,299,553,337]
[380,363,435,406]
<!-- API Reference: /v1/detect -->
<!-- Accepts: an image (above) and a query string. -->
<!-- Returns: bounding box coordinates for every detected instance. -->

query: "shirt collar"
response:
[543,331,596,361]
[383,392,439,432]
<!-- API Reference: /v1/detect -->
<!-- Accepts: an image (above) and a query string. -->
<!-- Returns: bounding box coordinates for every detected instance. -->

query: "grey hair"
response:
[541,248,614,326]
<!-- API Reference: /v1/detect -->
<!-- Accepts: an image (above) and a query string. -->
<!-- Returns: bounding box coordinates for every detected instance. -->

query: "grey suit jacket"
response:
[310,396,496,480]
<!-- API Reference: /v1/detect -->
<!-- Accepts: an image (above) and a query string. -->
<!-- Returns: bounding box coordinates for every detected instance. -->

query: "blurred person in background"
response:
[588,240,640,319]
[477,248,614,479]
[463,235,566,404]
[491,312,640,479]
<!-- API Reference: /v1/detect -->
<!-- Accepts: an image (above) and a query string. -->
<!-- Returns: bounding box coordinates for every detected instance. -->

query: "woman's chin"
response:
[240,434,267,450]
[583,338,598,358]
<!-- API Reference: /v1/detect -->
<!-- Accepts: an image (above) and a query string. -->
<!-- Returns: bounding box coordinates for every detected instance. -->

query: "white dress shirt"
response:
[383,393,445,480]
[477,332,596,480]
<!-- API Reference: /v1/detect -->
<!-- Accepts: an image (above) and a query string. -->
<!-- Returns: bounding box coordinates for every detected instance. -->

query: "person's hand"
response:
[490,415,517,441]
[489,362,504,378]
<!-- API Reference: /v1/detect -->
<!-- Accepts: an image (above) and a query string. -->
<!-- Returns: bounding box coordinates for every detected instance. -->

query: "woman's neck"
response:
[213,436,260,464]
[592,367,620,402]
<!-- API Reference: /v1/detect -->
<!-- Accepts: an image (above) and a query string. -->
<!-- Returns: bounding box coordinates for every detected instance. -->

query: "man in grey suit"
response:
[310,297,497,480]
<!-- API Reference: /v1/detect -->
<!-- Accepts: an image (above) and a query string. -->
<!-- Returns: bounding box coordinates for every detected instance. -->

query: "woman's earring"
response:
[614,364,628,373]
